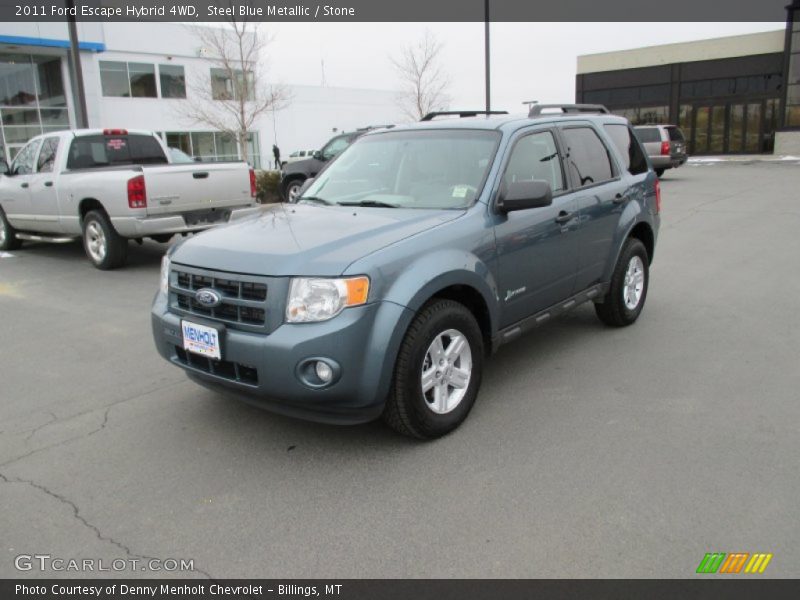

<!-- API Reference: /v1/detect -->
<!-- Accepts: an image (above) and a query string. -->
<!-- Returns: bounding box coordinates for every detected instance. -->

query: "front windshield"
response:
[301,129,500,209]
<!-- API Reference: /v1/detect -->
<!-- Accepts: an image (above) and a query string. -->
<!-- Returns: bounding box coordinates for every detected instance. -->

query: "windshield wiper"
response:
[337,200,399,208]
[298,196,333,205]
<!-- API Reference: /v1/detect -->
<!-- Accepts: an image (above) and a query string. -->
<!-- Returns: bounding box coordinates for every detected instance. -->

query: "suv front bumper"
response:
[151,293,413,424]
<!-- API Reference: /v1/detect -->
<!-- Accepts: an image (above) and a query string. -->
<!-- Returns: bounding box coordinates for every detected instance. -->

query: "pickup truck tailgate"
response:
[143,163,252,216]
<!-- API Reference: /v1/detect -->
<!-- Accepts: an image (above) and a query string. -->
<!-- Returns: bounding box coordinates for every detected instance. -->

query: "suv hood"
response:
[171,203,464,276]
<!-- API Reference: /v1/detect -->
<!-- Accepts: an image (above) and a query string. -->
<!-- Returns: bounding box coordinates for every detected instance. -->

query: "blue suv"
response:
[152,104,661,438]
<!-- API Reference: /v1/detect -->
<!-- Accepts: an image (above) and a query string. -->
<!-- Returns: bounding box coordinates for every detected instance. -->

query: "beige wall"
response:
[577,30,784,74]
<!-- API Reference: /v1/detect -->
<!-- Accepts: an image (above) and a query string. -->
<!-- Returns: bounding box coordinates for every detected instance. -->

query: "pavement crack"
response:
[24,411,58,441]
[0,470,216,579]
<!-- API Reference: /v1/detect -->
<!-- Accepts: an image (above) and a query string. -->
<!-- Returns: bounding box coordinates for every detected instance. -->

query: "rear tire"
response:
[383,299,484,439]
[82,210,128,270]
[595,238,649,327]
[0,208,22,251]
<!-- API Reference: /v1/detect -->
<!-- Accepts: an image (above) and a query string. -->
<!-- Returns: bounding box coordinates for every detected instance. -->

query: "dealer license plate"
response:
[182,320,221,360]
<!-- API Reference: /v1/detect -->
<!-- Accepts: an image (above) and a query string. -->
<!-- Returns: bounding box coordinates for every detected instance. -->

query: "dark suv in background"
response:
[634,124,687,177]
[280,125,393,201]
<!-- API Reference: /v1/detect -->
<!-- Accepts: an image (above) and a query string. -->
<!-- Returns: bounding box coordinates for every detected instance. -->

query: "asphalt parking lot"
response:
[1,161,799,579]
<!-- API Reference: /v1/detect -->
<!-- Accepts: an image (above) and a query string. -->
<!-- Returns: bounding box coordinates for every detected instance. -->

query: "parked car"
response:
[0,129,259,269]
[634,124,687,177]
[280,125,393,201]
[282,149,316,167]
[152,105,660,438]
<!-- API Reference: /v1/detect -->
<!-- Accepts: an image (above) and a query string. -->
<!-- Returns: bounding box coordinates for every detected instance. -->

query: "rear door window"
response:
[603,124,648,175]
[560,126,615,188]
[36,137,60,173]
[67,134,167,169]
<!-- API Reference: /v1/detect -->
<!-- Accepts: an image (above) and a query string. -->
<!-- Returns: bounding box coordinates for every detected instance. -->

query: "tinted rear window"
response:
[666,126,685,141]
[635,127,661,143]
[603,124,648,175]
[67,134,167,169]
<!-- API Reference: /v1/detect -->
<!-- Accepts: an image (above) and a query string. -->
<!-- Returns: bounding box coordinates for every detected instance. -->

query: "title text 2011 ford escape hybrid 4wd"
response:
[152,105,661,439]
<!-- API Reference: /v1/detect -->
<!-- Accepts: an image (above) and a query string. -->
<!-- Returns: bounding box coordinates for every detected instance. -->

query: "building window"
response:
[100,61,156,98]
[159,64,186,99]
[210,68,254,101]
[0,53,70,162]
[162,130,261,168]
[610,106,668,126]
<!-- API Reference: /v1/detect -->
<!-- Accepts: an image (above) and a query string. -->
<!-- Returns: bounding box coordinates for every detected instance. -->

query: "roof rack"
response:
[528,104,610,117]
[355,124,395,131]
[420,110,509,121]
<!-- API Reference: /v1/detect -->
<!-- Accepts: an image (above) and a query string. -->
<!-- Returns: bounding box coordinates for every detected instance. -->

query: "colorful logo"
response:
[696,552,773,574]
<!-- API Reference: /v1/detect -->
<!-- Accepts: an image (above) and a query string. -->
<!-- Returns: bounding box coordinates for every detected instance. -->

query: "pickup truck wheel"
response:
[384,299,484,439]
[595,238,649,327]
[82,210,128,270]
[283,179,304,203]
[0,209,22,251]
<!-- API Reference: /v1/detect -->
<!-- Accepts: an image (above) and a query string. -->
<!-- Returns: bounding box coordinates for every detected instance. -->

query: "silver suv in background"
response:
[634,125,687,177]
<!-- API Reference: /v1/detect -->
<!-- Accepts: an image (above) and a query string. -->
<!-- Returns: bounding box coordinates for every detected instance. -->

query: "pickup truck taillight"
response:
[127,175,147,209]
[660,141,670,156]
[655,179,661,214]
[249,168,257,198]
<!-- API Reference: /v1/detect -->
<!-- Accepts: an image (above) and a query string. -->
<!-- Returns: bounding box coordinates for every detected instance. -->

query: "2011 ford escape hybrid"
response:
[151,104,661,439]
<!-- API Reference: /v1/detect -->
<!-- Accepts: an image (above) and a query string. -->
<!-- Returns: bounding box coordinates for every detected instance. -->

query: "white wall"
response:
[1,22,403,165]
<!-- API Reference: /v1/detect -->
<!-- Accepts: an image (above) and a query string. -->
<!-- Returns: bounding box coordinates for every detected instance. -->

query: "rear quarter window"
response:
[634,127,662,143]
[603,124,648,175]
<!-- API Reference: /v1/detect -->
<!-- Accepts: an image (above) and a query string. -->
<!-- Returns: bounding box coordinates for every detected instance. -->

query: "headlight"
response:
[159,255,170,295]
[286,276,369,323]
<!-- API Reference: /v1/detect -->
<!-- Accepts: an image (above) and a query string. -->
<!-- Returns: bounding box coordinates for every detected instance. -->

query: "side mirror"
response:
[0,160,9,176]
[497,180,552,213]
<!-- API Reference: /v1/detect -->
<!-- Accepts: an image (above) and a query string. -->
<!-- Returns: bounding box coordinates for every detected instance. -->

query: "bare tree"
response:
[185,20,290,165]
[391,31,450,121]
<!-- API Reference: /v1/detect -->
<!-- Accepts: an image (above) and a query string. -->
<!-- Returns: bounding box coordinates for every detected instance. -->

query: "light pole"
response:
[66,0,88,128]
[484,0,491,113]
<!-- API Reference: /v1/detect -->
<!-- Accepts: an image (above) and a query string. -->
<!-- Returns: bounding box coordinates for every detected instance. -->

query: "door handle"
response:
[192,171,209,179]
[44,181,53,187]
[555,211,575,224]
[613,193,627,204]
[20,182,29,189]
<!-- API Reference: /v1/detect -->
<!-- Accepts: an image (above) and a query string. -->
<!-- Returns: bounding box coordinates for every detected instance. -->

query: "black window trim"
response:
[557,122,621,192]
[489,125,570,213]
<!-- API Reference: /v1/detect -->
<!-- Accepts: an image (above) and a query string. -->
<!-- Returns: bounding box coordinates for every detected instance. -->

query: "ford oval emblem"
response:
[195,288,222,308]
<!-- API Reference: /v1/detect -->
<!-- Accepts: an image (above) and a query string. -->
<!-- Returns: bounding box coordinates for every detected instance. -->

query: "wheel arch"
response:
[78,198,106,222]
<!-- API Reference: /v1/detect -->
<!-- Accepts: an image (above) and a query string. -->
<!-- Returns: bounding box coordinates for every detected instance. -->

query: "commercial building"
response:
[0,22,401,167]
[576,2,800,155]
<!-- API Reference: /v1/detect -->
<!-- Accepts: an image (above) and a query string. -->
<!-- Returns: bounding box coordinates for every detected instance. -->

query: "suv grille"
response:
[170,266,269,330]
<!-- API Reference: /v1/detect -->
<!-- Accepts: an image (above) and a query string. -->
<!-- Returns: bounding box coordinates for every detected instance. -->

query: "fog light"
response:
[315,361,333,383]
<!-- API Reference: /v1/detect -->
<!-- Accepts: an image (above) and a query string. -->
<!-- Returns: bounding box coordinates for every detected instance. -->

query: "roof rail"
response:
[420,110,509,121]
[356,124,395,131]
[528,104,610,117]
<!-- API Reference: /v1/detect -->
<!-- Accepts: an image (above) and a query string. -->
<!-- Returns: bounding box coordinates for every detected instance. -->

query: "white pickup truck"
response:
[0,129,259,269]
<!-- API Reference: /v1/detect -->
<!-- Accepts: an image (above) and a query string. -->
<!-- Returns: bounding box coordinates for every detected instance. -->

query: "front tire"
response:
[0,208,22,251]
[283,178,304,203]
[82,210,128,270]
[383,299,484,439]
[595,238,649,327]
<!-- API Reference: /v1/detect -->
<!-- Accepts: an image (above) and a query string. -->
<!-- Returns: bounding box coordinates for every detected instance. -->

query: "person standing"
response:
[272,144,281,170]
